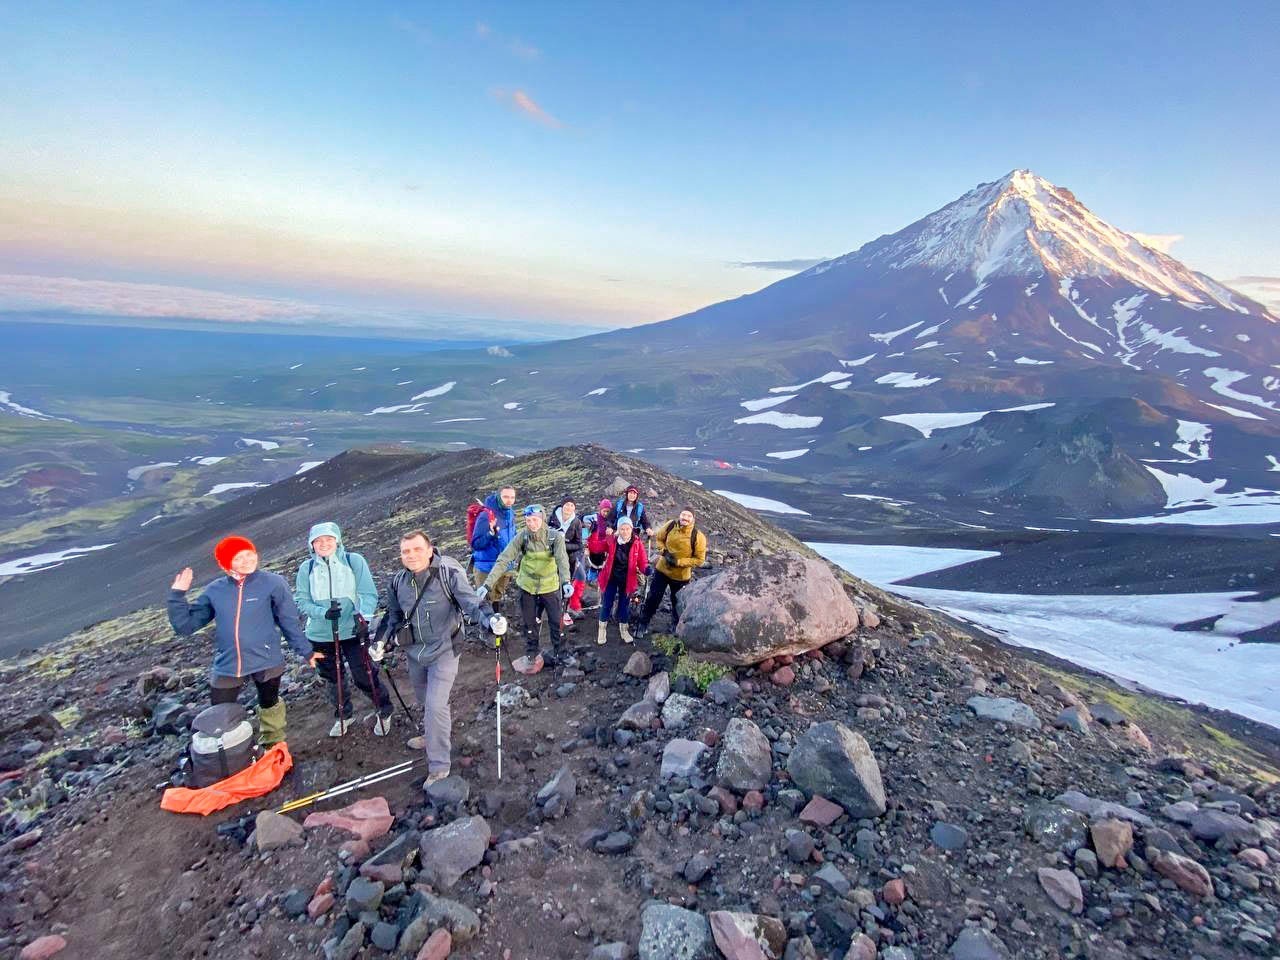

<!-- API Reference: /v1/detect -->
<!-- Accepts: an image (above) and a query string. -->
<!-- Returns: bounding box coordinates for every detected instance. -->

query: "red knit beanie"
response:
[214,535,256,571]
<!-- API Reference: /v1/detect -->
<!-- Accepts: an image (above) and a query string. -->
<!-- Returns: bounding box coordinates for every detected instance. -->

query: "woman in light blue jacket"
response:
[294,522,392,737]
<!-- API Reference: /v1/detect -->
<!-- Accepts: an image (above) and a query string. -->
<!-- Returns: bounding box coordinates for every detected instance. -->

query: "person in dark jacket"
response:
[168,534,314,746]
[593,516,648,646]
[294,521,392,738]
[378,529,499,788]
[549,498,584,624]
[469,486,517,606]
[614,485,651,537]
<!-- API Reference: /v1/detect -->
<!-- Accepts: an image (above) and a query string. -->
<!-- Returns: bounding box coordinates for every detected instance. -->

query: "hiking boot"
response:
[370,714,393,737]
[568,607,585,621]
[597,621,608,645]
[423,768,451,789]
[619,624,635,644]
[632,623,649,641]
[513,654,544,675]
[407,735,426,751]
[561,612,574,629]
[328,717,354,738]
[558,653,579,669]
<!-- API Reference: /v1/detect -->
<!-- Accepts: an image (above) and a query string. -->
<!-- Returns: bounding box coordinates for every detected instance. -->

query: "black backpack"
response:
[661,519,702,557]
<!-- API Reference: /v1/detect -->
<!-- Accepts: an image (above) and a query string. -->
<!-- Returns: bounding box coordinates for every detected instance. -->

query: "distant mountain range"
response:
[2,171,1278,541]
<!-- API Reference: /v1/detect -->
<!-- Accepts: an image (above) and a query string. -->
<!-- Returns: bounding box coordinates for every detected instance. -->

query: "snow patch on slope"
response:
[733,411,823,429]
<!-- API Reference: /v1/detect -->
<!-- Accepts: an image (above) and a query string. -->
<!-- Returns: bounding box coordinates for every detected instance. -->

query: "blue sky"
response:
[1,0,1277,334]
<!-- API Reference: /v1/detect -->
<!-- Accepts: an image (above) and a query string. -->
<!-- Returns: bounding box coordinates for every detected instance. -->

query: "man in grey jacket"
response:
[379,529,499,788]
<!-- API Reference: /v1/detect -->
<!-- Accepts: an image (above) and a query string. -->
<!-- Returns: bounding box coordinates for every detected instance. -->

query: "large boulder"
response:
[638,903,716,960]
[675,553,859,665]
[716,718,772,793]
[785,722,886,818]
[418,815,490,889]
[708,911,787,960]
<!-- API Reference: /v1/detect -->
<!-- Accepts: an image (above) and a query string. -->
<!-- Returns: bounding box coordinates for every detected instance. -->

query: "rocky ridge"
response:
[0,446,1276,960]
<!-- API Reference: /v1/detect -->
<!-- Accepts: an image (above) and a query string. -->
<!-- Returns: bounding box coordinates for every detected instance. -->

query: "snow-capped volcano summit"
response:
[812,170,1269,317]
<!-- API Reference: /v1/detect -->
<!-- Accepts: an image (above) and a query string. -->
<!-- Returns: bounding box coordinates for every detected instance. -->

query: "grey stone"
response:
[1054,705,1092,735]
[706,677,740,705]
[684,852,715,883]
[786,721,886,818]
[418,815,490,889]
[646,672,671,704]
[254,810,304,852]
[675,553,860,665]
[661,693,702,730]
[1074,847,1099,877]
[1189,809,1259,845]
[399,893,481,952]
[282,888,309,917]
[1037,866,1083,913]
[1054,790,1152,827]
[624,651,653,678]
[344,877,384,917]
[595,831,635,855]
[1143,826,1184,857]
[930,821,970,851]
[589,944,632,960]
[424,774,470,806]
[536,765,577,814]
[1161,800,1199,824]
[1088,702,1127,726]
[813,862,851,896]
[152,697,187,735]
[784,829,815,863]
[638,902,716,960]
[370,920,399,951]
[661,739,708,780]
[619,699,660,730]
[966,696,1041,730]
[331,921,365,960]
[1024,803,1088,850]
[716,718,772,793]
[949,927,1013,959]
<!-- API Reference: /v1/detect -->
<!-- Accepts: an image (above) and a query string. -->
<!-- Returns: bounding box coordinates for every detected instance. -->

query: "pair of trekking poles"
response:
[281,608,510,815]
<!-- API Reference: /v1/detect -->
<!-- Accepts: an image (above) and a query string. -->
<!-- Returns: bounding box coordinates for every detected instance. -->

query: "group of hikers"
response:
[167,482,707,791]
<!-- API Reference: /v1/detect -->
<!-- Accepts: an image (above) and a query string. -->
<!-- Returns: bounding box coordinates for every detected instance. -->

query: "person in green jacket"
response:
[479,504,570,675]
[293,522,392,737]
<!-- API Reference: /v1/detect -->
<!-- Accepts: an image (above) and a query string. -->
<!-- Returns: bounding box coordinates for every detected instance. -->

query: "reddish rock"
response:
[709,786,739,815]
[1037,867,1084,914]
[314,874,335,896]
[700,728,721,748]
[758,658,776,675]
[776,654,794,666]
[847,933,877,960]
[1125,724,1153,752]
[859,607,879,629]
[740,681,756,695]
[742,791,765,812]
[1152,851,1213,898]
[101,726,127,745]
[798,796,845,827]
[1091,819,1134,869]
[771,666,795,687]
[882,878,906,906]
[306,892,334,918]
[340,838,371,860]
[19,935,67,960]
[1237,848,1269,869]
[416,927,452,960]
[303,796,394,842]
[708,910,787,960]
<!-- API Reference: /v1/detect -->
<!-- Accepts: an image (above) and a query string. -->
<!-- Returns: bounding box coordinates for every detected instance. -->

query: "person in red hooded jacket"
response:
[590,515,647,645]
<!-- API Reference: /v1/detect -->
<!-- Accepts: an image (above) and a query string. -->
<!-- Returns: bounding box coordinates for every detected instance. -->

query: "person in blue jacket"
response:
[614,485,652,537]
[469,485,517,608]
[294,521,392,737]
[168,534,314,746]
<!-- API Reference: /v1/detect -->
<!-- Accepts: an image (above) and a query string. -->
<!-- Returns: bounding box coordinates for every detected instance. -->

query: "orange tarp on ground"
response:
[160,742,293,816]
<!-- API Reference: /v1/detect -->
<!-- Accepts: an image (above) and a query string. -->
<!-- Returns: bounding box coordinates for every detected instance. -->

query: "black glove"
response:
[325,604,342,622]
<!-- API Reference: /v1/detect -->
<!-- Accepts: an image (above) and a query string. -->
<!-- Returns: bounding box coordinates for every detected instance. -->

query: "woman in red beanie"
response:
[168,535,315,745]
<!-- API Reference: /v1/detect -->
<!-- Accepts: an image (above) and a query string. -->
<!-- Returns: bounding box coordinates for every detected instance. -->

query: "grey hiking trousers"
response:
[407,652,461,775]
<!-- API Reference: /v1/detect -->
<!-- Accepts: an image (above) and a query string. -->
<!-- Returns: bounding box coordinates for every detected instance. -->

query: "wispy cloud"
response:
[1131,232,1184,254]
[475,20,540,59]
[390,14,433,45]
[734,258,826,272]
[492,88,563,128]
[1229,275,1280,313]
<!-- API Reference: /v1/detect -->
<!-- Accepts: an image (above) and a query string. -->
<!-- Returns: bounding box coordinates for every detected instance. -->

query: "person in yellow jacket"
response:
[633,507,707,639]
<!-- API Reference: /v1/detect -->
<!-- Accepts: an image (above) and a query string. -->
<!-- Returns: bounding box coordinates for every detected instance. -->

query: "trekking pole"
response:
[489,614,509,780]
[380,656,417,721]
[329,601,345,758]
[278,757,419,814]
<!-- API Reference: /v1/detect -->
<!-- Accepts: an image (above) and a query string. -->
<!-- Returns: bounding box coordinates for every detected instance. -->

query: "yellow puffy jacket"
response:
[654,519,707,582]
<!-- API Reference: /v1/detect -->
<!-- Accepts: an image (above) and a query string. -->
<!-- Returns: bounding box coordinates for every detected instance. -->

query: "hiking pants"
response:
[599,581,632,625]
[407,652,461,776]
[311,639,393,719]
[640,569,686,629]
[473,567,511,610]
[211,669,282,708]
[518,587,564,657]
